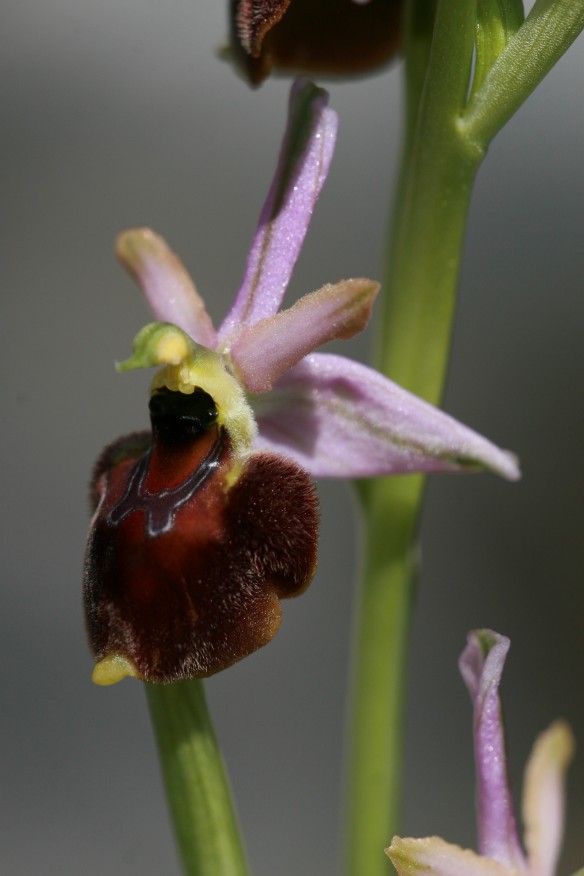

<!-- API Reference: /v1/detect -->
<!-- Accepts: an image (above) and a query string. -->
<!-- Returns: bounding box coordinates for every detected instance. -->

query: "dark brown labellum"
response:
[84,387,318,683]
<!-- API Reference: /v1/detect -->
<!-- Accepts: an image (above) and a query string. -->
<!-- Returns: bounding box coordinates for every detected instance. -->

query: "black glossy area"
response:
[149,387,218,443]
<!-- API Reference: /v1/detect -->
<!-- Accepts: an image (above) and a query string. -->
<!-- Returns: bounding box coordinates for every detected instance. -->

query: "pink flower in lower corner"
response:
[387,630,577,876]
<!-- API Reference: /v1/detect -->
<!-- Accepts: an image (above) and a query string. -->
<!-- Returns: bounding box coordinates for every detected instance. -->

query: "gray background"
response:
[2,1,583,874]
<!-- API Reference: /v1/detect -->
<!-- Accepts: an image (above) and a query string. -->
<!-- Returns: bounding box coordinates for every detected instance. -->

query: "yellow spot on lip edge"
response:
[92,653,138,686]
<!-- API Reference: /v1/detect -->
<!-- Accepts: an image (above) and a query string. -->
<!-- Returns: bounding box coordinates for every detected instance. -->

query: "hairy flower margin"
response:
[387,630,579,876]
[84,80,519,687]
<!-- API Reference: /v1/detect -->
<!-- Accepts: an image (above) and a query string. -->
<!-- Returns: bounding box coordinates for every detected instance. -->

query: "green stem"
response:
[346,1,481,873]
[377,2,480,399]
[346,477,422,875]
[146,680,249,876]
[346,0,584,872]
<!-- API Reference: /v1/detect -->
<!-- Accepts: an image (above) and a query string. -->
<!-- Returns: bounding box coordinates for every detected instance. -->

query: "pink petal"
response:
[116,228,217,349]
[252,354,520,480]
[218,79,337,343]
[522,721,574,876]
[386,836,512,876]
[229,278,379,392]
[459,631,526,871]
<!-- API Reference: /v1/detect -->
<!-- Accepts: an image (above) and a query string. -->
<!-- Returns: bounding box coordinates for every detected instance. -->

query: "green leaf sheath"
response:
[473,0,524,97]
[463,0,584,148]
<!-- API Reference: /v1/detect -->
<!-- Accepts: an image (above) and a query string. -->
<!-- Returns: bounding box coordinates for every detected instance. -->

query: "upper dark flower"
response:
[230,0,402,85]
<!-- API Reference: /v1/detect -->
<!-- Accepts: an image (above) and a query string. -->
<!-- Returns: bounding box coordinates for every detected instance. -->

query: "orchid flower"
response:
[386,630,577,876]
[112,82,518,482]
[230,0,402,85]
[84,81,518,688]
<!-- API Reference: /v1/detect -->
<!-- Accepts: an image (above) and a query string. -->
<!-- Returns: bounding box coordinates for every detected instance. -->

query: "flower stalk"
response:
[346,1,481,870]
[146,680,249,876]
[346,0,584,873]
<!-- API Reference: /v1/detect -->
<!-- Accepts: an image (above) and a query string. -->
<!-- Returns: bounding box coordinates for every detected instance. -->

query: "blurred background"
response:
[2,2,583,873]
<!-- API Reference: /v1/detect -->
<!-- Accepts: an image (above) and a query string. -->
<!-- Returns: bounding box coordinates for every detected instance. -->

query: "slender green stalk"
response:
[346,476,422,875]
[376,1,480,400]
[146,680,249,876]
[346,1,584,874]
[346,1,481,873]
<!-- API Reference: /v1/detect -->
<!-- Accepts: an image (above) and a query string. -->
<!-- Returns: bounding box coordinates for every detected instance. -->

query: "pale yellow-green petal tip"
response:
[385,836,503,876]
[92,654,139,686]
[116,322,195,373]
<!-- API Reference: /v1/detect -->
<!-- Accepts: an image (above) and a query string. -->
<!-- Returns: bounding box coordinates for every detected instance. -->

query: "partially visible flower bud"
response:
[84,328,319,685]
[231,0,402,86]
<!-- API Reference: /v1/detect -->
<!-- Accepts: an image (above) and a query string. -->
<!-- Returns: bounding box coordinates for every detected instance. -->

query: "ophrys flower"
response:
[84,81,519,687]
